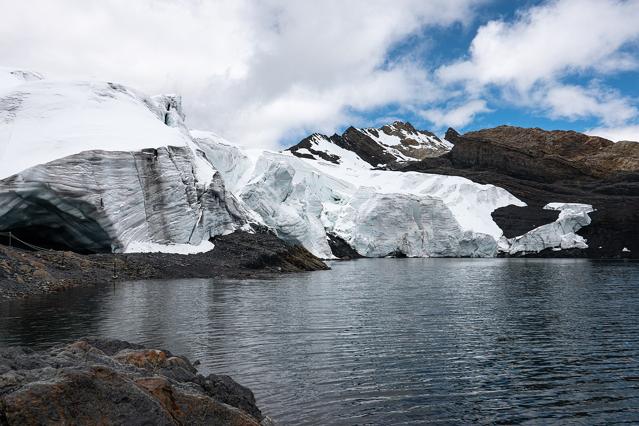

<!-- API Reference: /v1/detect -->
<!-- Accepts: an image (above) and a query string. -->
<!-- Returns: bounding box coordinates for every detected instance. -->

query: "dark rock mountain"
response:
[400,126,639,259]
[287,121,452,167]
[444,127,462,145]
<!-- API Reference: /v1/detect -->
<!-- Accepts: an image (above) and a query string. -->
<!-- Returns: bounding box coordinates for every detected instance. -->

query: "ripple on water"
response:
[1,258,639,424]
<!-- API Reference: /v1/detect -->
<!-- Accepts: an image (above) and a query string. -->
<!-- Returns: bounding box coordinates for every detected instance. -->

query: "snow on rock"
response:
[0,67,43,96]
[287,121,452,168]
[360,121,453,161]
[501,203,594,254]
[0,70,252,253]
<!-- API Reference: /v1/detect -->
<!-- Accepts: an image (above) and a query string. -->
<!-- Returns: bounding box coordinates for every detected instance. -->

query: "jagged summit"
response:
[286,121,452,168]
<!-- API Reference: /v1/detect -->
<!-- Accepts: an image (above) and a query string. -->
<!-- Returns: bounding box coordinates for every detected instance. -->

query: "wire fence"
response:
[0,231,52,252]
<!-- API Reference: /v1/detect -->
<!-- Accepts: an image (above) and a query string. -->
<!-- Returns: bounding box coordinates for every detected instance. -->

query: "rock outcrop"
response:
[0,338,272,425]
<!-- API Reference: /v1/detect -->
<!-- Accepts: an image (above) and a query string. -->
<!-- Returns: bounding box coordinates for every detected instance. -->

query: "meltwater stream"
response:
[1,259,639,424]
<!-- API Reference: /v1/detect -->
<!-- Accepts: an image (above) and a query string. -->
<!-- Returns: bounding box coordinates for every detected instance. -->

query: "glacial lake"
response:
[1,258,639,424]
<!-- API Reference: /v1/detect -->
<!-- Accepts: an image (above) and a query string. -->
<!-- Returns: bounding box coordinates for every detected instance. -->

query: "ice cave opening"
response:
[0,197,113,253]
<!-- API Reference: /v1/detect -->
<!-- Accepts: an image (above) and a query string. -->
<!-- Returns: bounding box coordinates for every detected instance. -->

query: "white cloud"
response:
[436,0,639,128]
[541,84,637,126]
[0,0,482,148]
[588,125,639,142]
[420,99,491,129]
[438,0,639,89]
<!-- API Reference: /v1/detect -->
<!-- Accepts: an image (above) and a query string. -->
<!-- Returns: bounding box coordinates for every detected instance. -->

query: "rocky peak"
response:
[286,120,452,168]
[445,127,462,144]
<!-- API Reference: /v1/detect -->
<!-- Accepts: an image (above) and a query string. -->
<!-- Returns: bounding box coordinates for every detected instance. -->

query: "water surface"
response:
[1,259,639,424]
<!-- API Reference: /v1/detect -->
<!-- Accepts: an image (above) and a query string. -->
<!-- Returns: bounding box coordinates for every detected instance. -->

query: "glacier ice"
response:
[500,203,594,254]
[0,67,595,258]
[193,132,525,259]
[0,70,253,252]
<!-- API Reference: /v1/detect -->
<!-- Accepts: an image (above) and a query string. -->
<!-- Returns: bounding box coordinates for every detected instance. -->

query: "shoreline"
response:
[0,230,328,301]
[3,231,634,302]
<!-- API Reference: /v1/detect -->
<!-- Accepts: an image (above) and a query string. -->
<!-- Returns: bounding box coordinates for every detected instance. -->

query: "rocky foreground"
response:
[0,338,272,425]
[0,230,328,301]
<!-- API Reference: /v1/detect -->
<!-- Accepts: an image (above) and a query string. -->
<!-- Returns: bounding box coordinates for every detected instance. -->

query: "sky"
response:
[1,0,638,148]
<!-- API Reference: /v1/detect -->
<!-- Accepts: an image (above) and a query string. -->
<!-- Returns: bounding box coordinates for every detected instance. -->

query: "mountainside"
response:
[401,126,639,258]
[287,121,452,168]
[445,126,639,181]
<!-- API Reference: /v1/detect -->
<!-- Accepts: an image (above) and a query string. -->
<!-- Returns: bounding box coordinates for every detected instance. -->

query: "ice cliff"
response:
[193,132,527,258]
[0,69,252,253]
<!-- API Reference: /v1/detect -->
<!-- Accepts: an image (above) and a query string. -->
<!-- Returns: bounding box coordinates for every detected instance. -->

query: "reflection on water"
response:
[1,259,639,424]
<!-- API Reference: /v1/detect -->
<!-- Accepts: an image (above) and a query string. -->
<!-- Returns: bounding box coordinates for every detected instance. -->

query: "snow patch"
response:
[125,240,215,254]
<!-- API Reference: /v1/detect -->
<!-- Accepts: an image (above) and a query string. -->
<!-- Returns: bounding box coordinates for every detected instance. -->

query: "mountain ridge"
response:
[287,120,452,168]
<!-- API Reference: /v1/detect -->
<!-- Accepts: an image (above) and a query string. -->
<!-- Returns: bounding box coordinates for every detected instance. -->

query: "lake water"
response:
[1,259,639,424]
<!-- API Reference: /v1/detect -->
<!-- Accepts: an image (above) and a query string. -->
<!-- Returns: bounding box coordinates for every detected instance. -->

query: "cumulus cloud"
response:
[420,100,491,128]
[541,84,637,126]
[438,0,639,89]
[0,0,481,148]
[2,0,638,145]
[436,0,639,128]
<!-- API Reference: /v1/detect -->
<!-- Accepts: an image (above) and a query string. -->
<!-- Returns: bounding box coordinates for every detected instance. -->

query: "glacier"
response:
[193,132,527,259]
[0,68,595,257]
[0,69,253,253]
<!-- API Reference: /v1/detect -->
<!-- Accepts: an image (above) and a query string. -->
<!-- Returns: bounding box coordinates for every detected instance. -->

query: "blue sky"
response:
[357,0,639,142]
[1,0,638,147]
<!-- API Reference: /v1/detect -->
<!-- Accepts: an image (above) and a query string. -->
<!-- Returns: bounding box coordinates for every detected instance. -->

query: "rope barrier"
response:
[0,231,52,252]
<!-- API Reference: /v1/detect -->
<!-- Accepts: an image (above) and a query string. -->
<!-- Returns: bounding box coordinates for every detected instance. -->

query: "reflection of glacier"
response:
[0,68,594,257]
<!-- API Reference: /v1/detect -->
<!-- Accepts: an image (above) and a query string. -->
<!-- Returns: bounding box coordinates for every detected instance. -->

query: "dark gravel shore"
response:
[0,230,328,301]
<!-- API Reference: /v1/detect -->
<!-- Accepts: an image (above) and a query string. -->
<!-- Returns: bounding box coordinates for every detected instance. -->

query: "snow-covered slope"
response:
[287,121,452,168]
[0,69,252,253]
[193,131,525,259]
[361,121,453,160]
